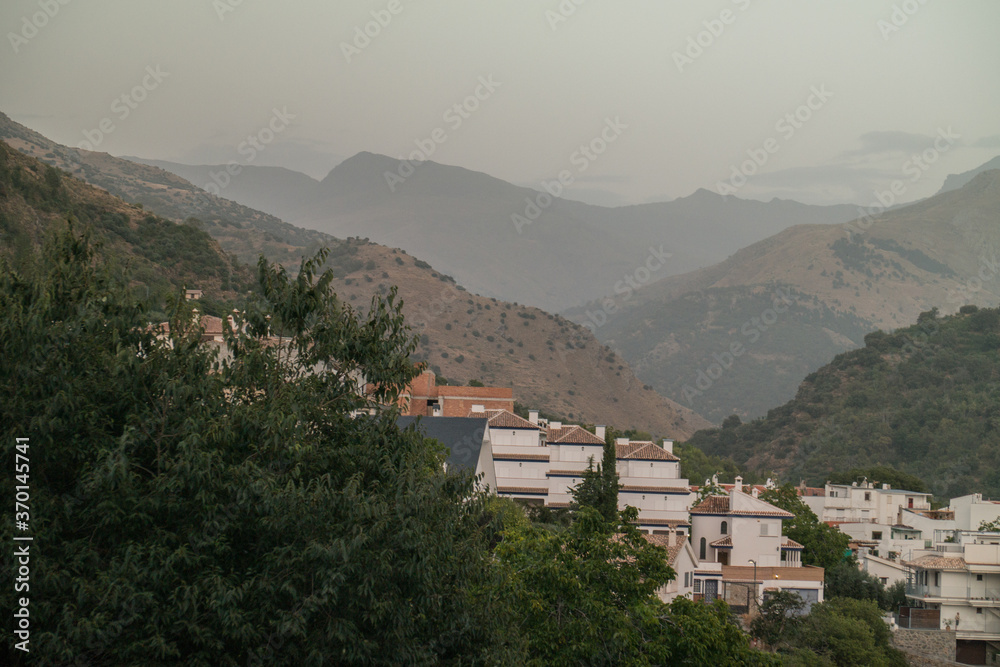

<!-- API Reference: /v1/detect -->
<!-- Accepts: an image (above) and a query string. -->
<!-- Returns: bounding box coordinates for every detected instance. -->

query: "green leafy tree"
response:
[569,437,620,522]
[750,590,805,650]
[979,517,1000,532]
[1,229,523,665]
[787,598,907,667]
[827,466,929,494]
[760,484,850,570]
[823,562,886,607]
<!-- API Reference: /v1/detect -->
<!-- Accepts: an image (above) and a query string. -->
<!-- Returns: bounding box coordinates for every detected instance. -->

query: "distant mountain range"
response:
[122,152,862,313]
[0,115,706,437]
[572,168,1000,422]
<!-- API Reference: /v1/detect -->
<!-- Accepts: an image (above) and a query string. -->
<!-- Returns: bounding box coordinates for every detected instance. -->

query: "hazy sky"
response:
[2,1,998,206]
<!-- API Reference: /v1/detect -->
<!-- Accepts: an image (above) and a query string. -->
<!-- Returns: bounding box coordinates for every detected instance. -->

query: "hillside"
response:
[683,307,1000,500]
[0,140,251,307]
[0,112,337,272]
[577,169,1000,422]
[318,237,710,438]
[125,151,859,313]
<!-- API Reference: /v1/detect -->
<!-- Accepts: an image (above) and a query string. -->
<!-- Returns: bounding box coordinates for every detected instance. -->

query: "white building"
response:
[803,479,932,525]
[690,478,825,611]
[904,530,1000,664]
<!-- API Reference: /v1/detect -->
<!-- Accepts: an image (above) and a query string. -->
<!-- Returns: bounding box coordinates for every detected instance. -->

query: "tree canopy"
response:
[759,484,850,571]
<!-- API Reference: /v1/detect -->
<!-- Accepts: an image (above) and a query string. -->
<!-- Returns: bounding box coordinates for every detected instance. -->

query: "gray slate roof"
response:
[397,416,489,473]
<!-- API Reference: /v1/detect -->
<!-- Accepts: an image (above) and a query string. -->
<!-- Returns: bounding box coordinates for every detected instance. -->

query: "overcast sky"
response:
[2,0,998,206]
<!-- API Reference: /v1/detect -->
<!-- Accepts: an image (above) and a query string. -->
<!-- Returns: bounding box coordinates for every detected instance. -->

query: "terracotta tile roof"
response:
[690,495,731,514]
[903,555,967,570]
[549,425,605,445]
[782,538,805,550]
[469,409,539,430]
[643,534,688,566]
[633,518,690,527]
[616,442,680,462]
[710,536,733,548]
[689,494,794,518]
[493,453,550,461]
[620,485,690,494]
[199,315,225,335]
[497,486,548,495]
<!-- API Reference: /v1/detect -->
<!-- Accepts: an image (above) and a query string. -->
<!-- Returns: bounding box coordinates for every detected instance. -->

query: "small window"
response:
[934,572,940,586]
[721,521,728,535]
[865,492,871,501]
[694,579,702,594]
[977,574,984,581]
[977,608,983,614]
[700,537,707,560]
[519,462,522,467]
[760,523,769,536]
[872,531,882,540]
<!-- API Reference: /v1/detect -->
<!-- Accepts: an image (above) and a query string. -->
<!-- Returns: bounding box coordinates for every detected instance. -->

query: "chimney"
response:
[751,488,759,498]
[615,437,629,446]
[734,476,743,494]
[528,410,539,425]
[668,528,676,547]
[471,404,485,413]
[550,421,562,429]
[662,439,673,454]
[595,425,606,440]
[882,483,890,490]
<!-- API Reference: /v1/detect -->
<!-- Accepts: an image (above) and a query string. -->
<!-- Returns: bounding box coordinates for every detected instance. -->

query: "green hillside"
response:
[684,306,1000,499]
[0,140,252,312]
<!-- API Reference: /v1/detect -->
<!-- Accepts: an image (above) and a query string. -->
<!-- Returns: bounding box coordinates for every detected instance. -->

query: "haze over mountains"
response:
[124,152,861,313]
[578,168,1000,422]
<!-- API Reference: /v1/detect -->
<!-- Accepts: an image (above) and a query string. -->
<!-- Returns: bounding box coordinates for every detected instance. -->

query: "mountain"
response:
[683,306,1000,500]
[573,170,1000,423]
[937,155,1000,194]
[0,112,337,272]
[0,119,706,437]
[0,139,252,307]
[317,237,710,438]
[122,150,860,313]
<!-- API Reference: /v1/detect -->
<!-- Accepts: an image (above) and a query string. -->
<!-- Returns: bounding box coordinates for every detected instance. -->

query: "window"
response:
[934,572,940,587]
[977,574,984,581]
[700,537,706,560]
[865,492,871,501]
[721,521,728,535]
[760,523,769,536]
[872,531,883,540]
[684,572,691,587]
[977,608,983,614]
[694,579,702,594]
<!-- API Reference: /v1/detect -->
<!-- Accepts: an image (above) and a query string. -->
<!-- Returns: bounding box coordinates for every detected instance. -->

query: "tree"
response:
[760,484,850,570]
[788,598,907,667]
[569,436,620,522]
[827,465,929,494]
[1,230,523,665]
[750,590,805,650]
[979,517,1000,532]
[823,562,885,607]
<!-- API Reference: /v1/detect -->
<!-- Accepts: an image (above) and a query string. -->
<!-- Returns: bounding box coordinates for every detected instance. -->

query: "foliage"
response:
[759,485,850,570]
[687,308,1000,500]
[823,563,903,610]
[750,590,805,650]
[655,597,782,666]
[980,517,1000,532]
[569,439,620,523]
[676,441,758,489]
[782,598,907,667]
[0,230,522,665]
